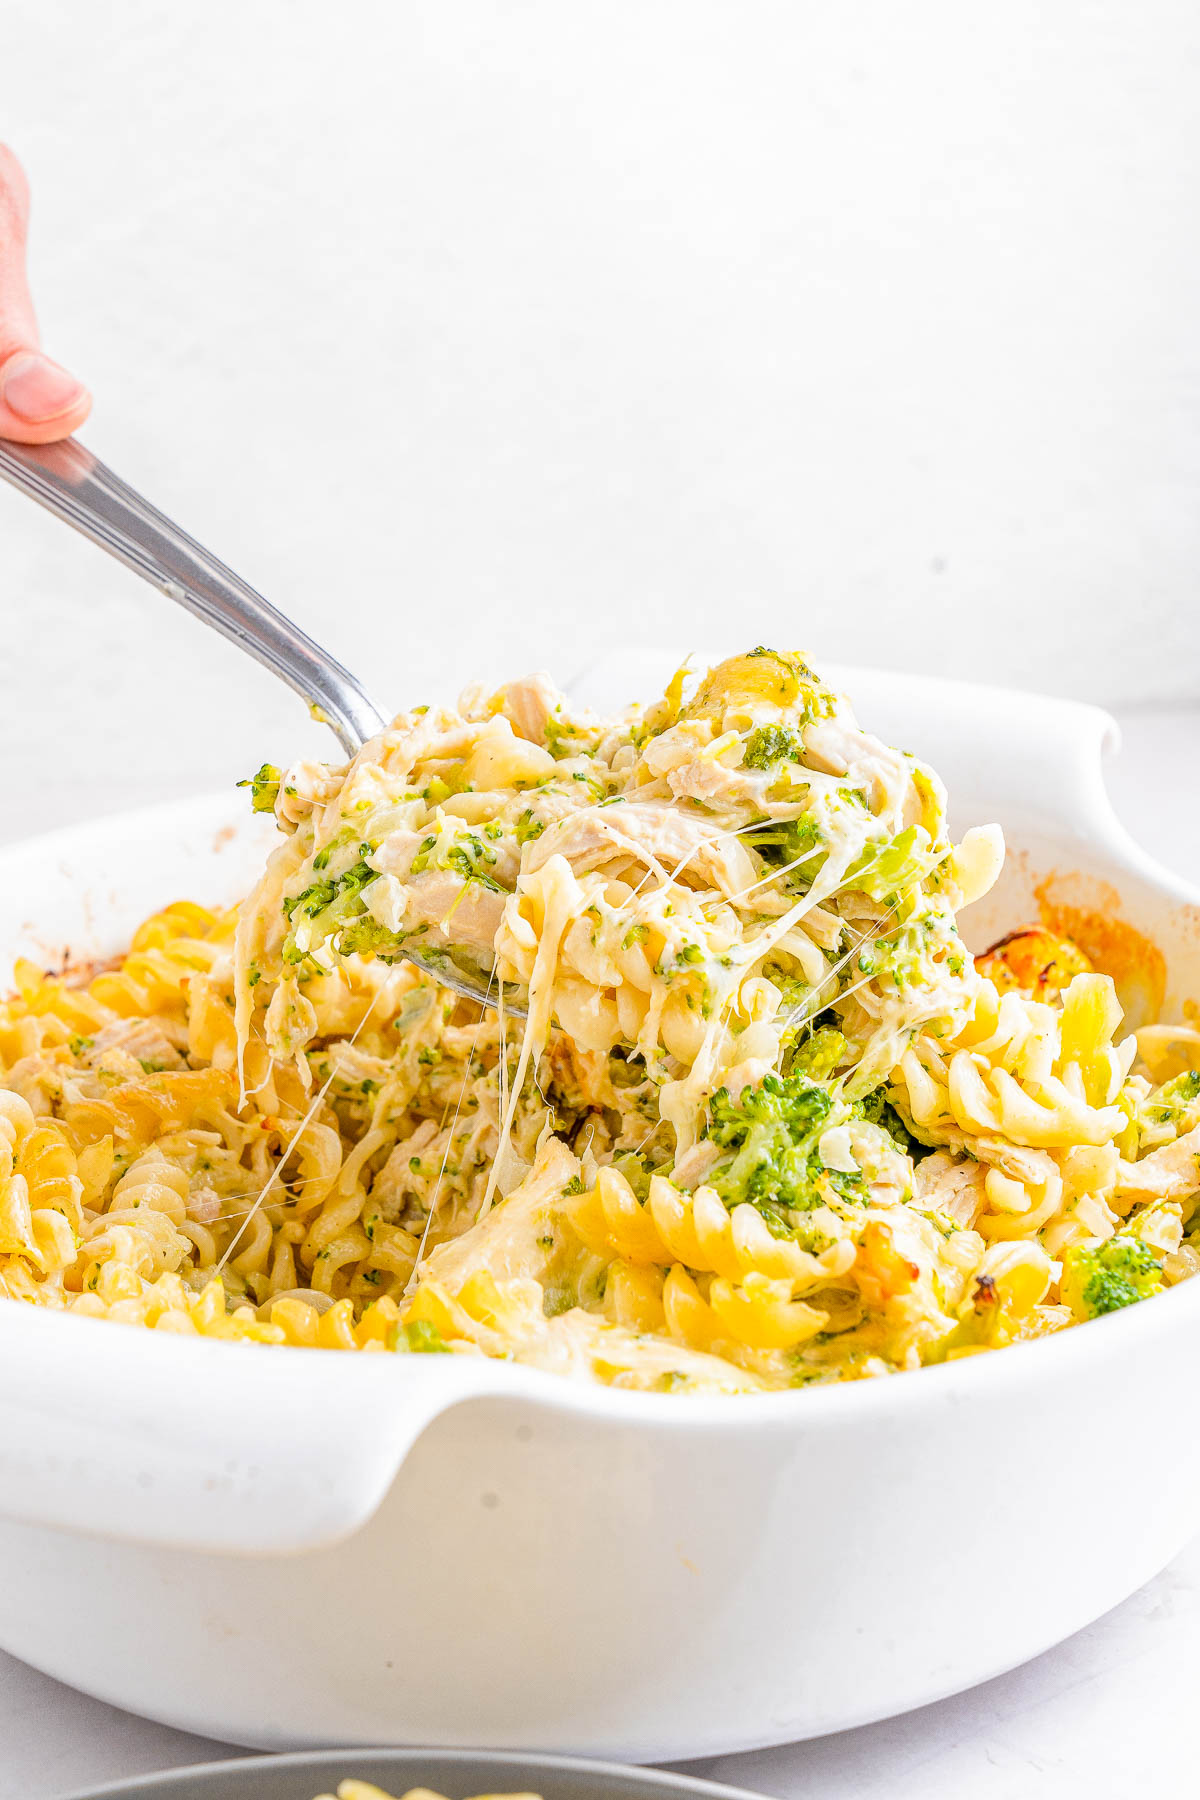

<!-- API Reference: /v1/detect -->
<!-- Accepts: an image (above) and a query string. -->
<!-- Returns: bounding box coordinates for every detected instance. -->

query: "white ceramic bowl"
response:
[0,657,1197,1760]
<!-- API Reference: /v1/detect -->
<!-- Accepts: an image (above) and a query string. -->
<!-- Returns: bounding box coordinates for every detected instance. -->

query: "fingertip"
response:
[0,351,91,443]
[0,392,92,444]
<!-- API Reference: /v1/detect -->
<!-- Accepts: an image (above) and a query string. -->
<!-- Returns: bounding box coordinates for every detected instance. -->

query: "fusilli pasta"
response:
[1,652,1195,1393]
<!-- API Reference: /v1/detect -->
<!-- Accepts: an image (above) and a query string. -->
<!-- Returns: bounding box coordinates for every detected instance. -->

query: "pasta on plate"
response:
[2,650,1198,1392]
[312,1786,539,1800]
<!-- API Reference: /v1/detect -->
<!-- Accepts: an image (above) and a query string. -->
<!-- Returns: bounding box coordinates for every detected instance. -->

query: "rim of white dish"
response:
[63,1743,774,1800]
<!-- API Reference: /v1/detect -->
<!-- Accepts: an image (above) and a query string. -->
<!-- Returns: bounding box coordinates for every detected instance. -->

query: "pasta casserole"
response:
[1,650,1197,1393]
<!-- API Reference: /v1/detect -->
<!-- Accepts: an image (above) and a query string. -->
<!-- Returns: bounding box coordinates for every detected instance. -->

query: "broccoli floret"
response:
[338,917,404,960]
[708,1069,833,1148]
[742,724,806,770]
[705,1061,918,1217]
[749,813,822,872]
[789,1026,847,1081]
[706,1069,837,1213]
[283,852,377,924]
[1061,1235,1164,1321]
[237,762,281,813]
[282,849,383,960]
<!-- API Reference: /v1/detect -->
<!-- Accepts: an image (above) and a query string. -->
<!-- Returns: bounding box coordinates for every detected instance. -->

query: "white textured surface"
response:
[4,1535,1200,1799]
[0,703,1196,1796]
[2,0,1200,855]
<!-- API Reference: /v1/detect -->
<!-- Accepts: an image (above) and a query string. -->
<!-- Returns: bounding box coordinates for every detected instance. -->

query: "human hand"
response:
[0,145,90,443]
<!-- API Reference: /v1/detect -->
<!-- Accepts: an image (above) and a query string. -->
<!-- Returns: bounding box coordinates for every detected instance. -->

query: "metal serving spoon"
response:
[0,434,523,1015]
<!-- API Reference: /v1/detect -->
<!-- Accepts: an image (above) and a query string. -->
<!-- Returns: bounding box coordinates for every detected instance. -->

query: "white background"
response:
[0,1,1199,1793]
[1,0,1198,843]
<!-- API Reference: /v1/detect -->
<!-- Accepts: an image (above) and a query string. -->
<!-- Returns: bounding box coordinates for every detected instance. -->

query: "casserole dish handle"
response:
[0,1302,518,1554]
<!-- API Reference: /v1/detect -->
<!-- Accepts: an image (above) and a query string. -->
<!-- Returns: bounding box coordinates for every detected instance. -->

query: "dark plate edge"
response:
[63,1746,776,1800]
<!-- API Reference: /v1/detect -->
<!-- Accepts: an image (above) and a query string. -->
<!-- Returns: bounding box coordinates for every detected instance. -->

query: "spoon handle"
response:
[0,435,523,1013]
[0,434,387,756]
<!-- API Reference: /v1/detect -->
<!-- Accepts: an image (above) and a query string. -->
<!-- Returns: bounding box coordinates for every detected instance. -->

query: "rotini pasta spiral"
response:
[0,653,1194,1394]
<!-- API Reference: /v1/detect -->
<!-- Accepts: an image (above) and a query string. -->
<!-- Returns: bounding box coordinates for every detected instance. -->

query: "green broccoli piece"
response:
[421,775,459,805]
[282,849,383,960]
[742,724,806,771]
[705,1060,918,1217]
[1145,1068,1200,1127]
[283,852,378,924]
[237,763,281,813]
[749,813,822,872]
[706,1069,837,1213]
[312,825,356,871]
[789,1026,847,1081]
[543,713,598,760]
[338,917,405,960]
[608,1151,653,1200]
[845,825,944,903]
[390,1319,451,1354]
[1061,1234,1164,1321]
[410,828,503,890]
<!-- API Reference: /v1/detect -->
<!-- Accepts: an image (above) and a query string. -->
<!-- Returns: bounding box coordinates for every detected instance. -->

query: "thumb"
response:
[0,145,90,444]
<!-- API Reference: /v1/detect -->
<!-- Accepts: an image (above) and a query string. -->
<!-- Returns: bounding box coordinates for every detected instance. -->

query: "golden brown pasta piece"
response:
[976,927,1092,999]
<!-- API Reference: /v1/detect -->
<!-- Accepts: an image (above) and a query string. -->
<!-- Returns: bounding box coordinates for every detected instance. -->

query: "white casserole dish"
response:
[0,654,1196,1759]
